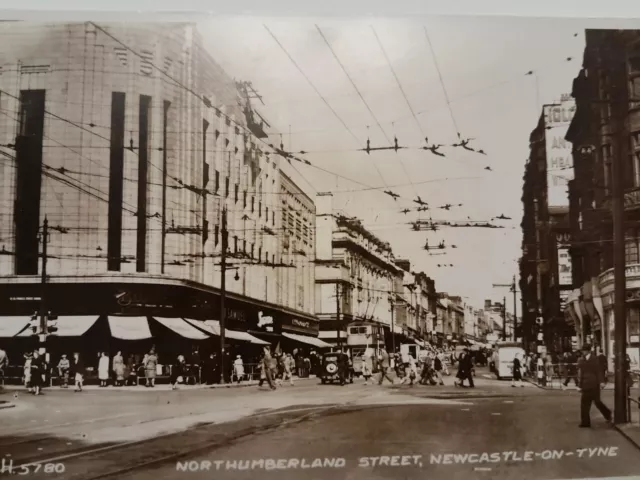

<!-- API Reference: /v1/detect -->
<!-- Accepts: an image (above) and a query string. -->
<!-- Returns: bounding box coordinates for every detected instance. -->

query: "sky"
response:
[198,15,640,309]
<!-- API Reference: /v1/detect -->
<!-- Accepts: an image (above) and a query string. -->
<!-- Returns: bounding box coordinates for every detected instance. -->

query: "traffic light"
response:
[535,316,544,326]
[46,311,58,335]
[29,312,40,335]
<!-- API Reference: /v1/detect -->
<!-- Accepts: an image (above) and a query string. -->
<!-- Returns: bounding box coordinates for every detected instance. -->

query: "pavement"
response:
[2,369,640,479]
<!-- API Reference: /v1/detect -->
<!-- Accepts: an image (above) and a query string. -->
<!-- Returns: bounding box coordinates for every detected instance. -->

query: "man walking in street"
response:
[377,348,394,385]
[578,344,611,428]
[0,348,8,388]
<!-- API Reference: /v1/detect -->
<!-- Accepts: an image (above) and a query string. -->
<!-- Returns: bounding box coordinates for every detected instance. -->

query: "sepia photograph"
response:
[1,7,640,479]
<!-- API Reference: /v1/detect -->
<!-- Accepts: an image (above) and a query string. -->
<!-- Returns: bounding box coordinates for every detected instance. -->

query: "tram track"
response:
[13,395,379,480]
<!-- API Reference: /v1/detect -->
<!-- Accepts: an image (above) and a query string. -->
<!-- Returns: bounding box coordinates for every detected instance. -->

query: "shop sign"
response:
[282,315,319,335]
[257,311,274,332]
[544,97,575,208]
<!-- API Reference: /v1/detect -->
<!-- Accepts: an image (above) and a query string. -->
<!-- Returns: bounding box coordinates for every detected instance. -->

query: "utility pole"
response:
[610,34,628,424]
[493,280,519,342]
[335,282,341,350]
[219,207,227,384]
[502,296,507,341]
[512,275,518,342]
[39,218,49,355]
[390,294,396,355]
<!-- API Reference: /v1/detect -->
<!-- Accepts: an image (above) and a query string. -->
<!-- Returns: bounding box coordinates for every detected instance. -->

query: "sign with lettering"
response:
[257,311,274,332]
[557,247,573,286]
[281,315,319,335]
[544,98,576,208]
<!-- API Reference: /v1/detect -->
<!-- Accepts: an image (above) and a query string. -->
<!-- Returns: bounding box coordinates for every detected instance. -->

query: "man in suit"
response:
[577,344,611,428]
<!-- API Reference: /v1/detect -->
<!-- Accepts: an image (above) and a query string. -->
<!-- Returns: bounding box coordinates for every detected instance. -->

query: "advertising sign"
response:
[557,247,572,286]
[544,96,576,208]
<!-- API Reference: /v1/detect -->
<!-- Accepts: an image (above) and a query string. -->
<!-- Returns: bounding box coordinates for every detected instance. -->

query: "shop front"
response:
[0,274,322,377]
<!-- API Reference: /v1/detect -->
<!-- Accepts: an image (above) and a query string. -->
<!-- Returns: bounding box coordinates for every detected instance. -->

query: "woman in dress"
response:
[511,353,524,387]
[144,348,158,388]
[23,352,33,393]
[170,355,186,390]
[233,355,245,384]
[98,352,109,387]
[30,351,44,395]
[112,351,125,387]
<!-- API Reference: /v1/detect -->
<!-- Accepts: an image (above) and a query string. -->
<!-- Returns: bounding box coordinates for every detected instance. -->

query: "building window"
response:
[633,151,640,188]
[215,170,220,193]
[259,201,262,218]
[625,228,640,264]
[265,207,269,221]
[272,211,275,226]
[234,184,239,203]
[272,254,275,265]
[258,246,262,261]
[225,177,230,197]
[265,251,269,263]
[233,236,238,254]
[107,91,126,272]
[243,239,247,254]
[251,243,255,259]
[14,89,46,275]
[215,225,219,246]
[243,190,247,209]
[136,94,152,273]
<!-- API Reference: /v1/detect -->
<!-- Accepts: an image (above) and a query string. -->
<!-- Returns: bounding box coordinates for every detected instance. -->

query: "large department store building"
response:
[0,22,320,346]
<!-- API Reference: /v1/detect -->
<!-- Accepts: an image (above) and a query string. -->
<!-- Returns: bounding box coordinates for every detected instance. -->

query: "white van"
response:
[493,343,525,380]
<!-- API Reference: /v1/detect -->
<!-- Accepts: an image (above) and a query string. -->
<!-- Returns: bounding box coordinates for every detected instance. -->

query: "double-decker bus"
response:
[346,322,385,375]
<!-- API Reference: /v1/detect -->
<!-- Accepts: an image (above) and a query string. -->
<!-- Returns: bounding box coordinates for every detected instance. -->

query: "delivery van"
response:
[493,342,525,380]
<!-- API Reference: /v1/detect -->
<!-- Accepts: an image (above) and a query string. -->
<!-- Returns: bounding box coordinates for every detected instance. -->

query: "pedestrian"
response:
[144,348,158,388]
[433,352,445,385]
[57,354,70,388]
[258,346,276,390]
[0,347,8,386]
[23,352,33,393]
[597,348,608,383]
[377,349,394,385]
[283,353,295,386]
[456,348,474,388]
[30,350,44,395]
[511,353,524,387]
[361,349,373,385]
[98,352,109,387]
[400,354,418,386]
[233,355,245,384]
[125,354,136,386]
[170,355,186,390]
[71,352,84,392]
[563,350,579,389]
[577,344,611,428]
[111,351,124,387]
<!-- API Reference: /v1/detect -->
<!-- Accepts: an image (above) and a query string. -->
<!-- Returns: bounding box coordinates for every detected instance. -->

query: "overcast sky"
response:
[199,15,640,309]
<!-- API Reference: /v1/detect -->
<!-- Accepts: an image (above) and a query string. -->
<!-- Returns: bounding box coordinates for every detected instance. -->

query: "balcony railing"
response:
[599,263,640,288]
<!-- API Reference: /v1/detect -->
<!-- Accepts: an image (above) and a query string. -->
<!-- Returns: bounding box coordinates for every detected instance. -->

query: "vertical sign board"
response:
[556,231,573,287]
[544,96,576,208]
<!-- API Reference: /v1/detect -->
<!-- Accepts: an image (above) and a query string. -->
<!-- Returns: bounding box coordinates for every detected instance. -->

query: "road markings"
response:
[474,467,492,472]
[503,400,514,403]
[491,413,501,416]
[461,408,470,411]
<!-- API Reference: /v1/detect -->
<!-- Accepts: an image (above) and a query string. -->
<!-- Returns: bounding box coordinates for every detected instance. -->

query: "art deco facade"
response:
[0,22,317,337]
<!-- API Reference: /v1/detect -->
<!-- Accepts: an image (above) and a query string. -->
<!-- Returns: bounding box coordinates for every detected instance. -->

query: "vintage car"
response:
[320,352,353,385]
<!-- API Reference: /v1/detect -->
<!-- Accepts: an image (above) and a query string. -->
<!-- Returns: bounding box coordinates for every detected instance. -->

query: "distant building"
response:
[314,193,400,347]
